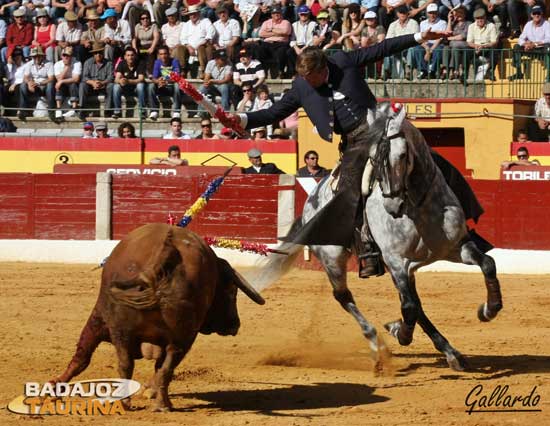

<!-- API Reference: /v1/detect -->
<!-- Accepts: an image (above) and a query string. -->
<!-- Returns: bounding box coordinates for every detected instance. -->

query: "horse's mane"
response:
[367,113,392,183]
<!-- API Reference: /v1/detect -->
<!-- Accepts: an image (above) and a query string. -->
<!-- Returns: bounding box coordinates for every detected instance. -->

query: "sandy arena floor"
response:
[0,263,549,426]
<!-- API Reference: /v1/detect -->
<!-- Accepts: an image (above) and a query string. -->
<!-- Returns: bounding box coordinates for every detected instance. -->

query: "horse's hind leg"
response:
[460,241,503,322]
[313,245,384,356]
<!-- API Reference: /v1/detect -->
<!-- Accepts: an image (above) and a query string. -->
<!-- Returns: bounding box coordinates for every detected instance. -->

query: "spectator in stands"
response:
[236,82,255,112]
[113,46,146,119]
[56,11,82,62]
[100,8,131,61]
[4,46,26,114]
[378,0,404,30]
[163,116,191,139]
[152,0,171,26]
[338,3,365,51]
[243,147,285,174]
[121,0,155,28]
[232,46,265,107]
[3,8,33,63]
[312,9,340,51]
[148,45,182,120]
[117,121,136,137]
[413,3,446,80]
[54,46,81,119]
[509,5,550,81]
[441,6,470,81]
[0,2,21,23]
[18,46,55,120]
[51,0,76,22]
[180,4,215,79]
[466,8,498,81]
[79,41,114,120]
[383,5,418,80]
[132,11,160,74]
[361,11,386,78]
[197,117,219,139]
[287,5,316,76]
[199,49,233,111]
[149,144,189,165]
[439,0,473,19]
[258,5,292,78]
[32,8,56,64]
[95,121,110,138]
[80,9,103,63]
[507,0,545,39]
[252,84,273,135]
[76,0,100,19]
[501,146,541,169]
[529,82,550,141]
[160,7,183,67]
[252,126,267,139]
[82,120,95,138]
[213,5,241,62]
[517,129,529,143]
[297,149,330,177]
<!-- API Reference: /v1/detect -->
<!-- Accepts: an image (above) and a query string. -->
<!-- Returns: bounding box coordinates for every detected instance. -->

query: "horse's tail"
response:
[242,217,304,292]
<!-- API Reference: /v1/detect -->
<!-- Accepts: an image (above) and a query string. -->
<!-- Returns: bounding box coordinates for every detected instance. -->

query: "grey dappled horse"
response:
[247,102,502,371]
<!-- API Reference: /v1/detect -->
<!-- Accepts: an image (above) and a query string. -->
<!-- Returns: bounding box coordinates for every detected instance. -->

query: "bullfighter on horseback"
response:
[229,29,487,278]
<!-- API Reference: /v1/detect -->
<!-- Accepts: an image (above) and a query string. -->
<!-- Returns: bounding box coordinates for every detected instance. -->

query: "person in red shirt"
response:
[3,8,34,63]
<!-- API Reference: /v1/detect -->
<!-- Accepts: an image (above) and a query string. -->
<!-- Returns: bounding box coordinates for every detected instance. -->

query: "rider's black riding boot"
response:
[354,229,385,279]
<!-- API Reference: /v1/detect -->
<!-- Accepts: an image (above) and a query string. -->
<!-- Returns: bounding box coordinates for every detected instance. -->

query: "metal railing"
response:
[327,47,550,100]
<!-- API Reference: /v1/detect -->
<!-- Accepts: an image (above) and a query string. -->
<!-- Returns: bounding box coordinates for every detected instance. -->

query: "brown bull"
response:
[52,223,264,411]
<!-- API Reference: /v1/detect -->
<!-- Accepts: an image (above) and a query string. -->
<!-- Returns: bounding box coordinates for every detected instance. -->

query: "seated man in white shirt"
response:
[213,5,241,62]
[163,117,191,139]
[179,4,215,78]
[54,46,82,119]
[383,5,419,79]
[509,5,550,81]
[18,46,55,120]
[413,3,447,79]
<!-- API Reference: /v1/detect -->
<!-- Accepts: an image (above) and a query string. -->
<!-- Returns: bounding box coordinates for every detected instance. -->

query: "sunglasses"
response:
[243,89,252,92]
[532,11,542,15]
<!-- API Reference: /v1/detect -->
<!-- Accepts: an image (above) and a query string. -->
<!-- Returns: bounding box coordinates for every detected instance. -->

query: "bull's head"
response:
[200,258,265,336]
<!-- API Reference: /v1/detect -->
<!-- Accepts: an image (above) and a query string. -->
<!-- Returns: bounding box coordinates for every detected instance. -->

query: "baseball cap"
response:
[96,122,107,131]
[532,5,543,13]
[427,3,438,13]
[364,11,377,19]
[298,5,310,14]
[396,5,409,14]
[271,5,282,14]
[62,46,73,56]
[317,10,329,19]
[165,7,178,16]
[83,122,94,129]
[100,8,117,19]
[247,148,262,157]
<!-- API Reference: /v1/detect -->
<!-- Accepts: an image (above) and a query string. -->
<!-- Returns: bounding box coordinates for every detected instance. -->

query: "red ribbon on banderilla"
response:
[170,72,248,137]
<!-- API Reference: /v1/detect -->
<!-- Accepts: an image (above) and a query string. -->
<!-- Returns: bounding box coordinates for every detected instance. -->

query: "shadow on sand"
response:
[393,352,550,379]
[172,382,389,414]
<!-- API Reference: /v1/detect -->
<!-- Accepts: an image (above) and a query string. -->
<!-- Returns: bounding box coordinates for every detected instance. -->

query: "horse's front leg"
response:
[384,264,418,346]
[312,245,384,356]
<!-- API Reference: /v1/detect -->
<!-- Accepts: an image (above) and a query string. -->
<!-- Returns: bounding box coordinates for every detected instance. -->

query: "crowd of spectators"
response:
[0,0,547,122]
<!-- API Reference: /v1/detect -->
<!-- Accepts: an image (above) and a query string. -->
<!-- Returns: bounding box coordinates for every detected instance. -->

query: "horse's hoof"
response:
[446,352,468,371]
[384,320,402,339]
[477,303,492,322]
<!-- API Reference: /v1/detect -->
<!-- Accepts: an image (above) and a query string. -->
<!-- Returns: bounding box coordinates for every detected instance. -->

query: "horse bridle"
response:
[371,117,407,199]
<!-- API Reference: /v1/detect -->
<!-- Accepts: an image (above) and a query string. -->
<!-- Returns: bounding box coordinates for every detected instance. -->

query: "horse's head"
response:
[371,102,411,218]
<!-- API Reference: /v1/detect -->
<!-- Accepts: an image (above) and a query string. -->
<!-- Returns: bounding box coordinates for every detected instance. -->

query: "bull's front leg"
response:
[112,333,135,410]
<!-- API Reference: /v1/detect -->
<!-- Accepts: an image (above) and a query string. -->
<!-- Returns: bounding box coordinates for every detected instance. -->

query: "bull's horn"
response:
[232,269,265,305]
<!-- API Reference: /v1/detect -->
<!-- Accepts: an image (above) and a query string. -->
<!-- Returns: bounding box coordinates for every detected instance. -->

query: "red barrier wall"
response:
[0,173,96,239]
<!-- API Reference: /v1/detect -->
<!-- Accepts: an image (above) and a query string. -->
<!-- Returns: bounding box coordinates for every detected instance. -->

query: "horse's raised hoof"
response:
[384,319,413,346]
[477,303,499,322]
[446,352,468,371]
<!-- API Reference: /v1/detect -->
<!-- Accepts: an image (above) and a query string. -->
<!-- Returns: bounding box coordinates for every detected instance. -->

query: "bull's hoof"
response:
[446,352,468,372]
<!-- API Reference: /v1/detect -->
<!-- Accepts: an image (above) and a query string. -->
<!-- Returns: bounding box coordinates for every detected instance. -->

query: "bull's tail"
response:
[109,228,182,309]
[52,306,109,383]
[242,217,304,291]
